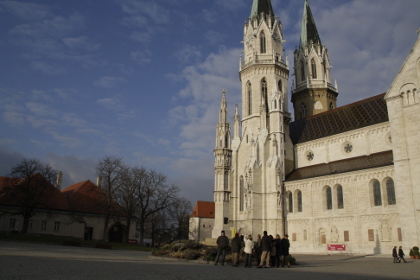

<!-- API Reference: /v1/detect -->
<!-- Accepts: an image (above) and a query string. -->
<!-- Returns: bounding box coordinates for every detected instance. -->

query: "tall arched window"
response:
[278,80,282,92]
[311,58,317,79]
[247,82,252,116]
[260,31,266,54]
[337,185,344,209]
[297,190,302,212]
[240,177,244,211]
[300,61,305,82]
[261,79,268,113]
[326,187,332,210]
[329,102,334,110]
[301,103,307,119]
[288,192,293,213]
[373,180,382,206]
[386,179,396,205]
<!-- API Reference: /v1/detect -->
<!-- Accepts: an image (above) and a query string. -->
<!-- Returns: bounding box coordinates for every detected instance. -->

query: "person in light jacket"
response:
[244,234,254,268]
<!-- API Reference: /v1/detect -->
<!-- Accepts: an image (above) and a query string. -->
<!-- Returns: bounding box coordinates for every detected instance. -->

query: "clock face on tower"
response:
[245,34,254,46]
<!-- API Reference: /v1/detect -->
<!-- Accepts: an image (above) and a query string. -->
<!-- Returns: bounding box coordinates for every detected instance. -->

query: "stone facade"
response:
[209,0,420,254]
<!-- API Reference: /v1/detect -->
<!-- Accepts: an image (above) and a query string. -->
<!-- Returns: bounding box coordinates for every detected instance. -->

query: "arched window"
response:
[240,176,244,211]
[247,82,252,116]
[278,80,282,92]
[373,180,382,206]
[261,79,268,113]
[311,58,317,79]
[337,185,344,209]
[301,103,307,119]
[329,102,334,110]
[274,100,277,109]
[297,190,302,212]
[288,192,293,213]
[386,179,396,205]
[260,31,266,53]
[300,61,305,82]
[326,187,332,210]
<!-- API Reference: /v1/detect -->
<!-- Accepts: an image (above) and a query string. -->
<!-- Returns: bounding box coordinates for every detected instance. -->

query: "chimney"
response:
[96,175,102,187]
[56,171,63,190]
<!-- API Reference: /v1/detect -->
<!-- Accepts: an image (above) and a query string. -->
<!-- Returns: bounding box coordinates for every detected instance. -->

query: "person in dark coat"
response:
[257,231,271,268]
[398,246,406,263]
[214,230,229,266]
[231,233,242,267]
[275,234,282,267]
[280,234,290,267]
[392,246,399,263]
[254,234,262,266]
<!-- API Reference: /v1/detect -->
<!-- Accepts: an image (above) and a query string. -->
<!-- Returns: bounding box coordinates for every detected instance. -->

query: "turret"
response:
[291,0,338,120]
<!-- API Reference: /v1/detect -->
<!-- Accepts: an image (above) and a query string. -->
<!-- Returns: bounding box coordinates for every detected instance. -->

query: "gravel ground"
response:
[0,241,418,280]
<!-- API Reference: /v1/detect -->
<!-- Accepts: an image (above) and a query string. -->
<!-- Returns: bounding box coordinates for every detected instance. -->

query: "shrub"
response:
[184,249,200,260]
[184,240,204,250]
[205,247,218,261]
[172,243,186,252]
[152,249,169,256]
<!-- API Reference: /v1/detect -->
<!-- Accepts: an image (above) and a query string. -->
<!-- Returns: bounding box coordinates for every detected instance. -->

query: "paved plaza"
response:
[0,241,418,280]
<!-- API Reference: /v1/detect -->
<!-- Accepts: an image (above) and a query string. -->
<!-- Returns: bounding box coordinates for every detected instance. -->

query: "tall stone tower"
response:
[212,90,232,236]
[292,0,338,120]
[212,0,293,238]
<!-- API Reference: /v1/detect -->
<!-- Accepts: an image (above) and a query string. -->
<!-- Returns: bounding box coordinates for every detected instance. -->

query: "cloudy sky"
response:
[0,0,419,204]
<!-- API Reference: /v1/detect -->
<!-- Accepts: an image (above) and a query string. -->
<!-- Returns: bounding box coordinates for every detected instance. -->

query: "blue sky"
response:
[1,0,419,204]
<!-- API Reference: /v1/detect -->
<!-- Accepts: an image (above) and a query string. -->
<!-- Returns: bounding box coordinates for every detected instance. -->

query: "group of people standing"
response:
[214,230,291,268]
[392,246,407,263]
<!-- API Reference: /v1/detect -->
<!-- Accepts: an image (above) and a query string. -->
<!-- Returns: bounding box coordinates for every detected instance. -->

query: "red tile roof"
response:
[190,201,215,218]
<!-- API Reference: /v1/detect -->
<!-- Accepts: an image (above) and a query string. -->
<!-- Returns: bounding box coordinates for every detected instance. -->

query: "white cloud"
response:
[131,49,152,64]
[0,1,50,21]
[94,76,126,89]
[62,36,100,51]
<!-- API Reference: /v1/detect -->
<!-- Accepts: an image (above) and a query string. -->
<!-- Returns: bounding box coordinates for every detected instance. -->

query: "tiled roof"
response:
[0,174,69,211]
[190,201,215,218]
[290,93,389,144]
[62,180,112,215]
[286,151,393,181]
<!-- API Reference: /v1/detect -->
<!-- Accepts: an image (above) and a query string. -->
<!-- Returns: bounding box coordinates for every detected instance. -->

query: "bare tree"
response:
[169,197,192,240]
[0,158,57,233]
[133,167,179,245]
[115,166,139,243]
[96,156,128,241]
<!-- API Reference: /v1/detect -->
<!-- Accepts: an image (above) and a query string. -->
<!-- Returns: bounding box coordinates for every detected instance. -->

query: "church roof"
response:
[249,0,275,25]
[286,151,393,181]
[190,201,215,218]
[290,93,389,144]
[299,0,321,50]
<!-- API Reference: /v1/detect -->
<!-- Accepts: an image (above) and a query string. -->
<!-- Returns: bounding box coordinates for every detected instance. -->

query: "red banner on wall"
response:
[328,244,346,251]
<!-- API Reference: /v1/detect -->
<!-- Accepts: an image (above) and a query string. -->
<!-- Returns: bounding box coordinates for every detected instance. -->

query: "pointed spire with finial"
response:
[250,0,275,26]
[299,0,322,51]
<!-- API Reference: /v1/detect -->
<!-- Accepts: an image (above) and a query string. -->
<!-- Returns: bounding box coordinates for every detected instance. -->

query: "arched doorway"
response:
[108,224,123,243]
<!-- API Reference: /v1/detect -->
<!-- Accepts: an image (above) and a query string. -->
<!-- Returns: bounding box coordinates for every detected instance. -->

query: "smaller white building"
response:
[189,201,215,242]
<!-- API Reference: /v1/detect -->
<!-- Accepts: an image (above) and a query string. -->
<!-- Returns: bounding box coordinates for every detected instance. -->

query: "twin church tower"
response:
[213,0,338,237]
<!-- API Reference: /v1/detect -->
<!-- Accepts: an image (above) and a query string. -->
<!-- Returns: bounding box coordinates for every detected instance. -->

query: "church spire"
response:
[250,0,275,26]
[299,0,321,51]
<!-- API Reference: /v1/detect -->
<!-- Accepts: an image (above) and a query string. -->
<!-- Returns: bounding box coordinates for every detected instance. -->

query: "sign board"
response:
[328,244,346,251]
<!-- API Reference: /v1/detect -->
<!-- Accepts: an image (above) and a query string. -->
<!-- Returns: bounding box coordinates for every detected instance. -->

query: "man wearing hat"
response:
[214,230,229,266]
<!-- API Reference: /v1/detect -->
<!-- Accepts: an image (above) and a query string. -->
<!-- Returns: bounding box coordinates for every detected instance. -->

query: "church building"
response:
[211,0,420,254]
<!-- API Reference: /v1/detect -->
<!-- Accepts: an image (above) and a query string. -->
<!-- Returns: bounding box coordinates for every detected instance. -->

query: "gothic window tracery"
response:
[326,186,332,210]
[260,31,266,54]
[337,185,344,209]
[288,192,293,213]
[301,103,307,118]
[297,190,302,212]
[386,179,396,205]
[373,180,382,206]
[311,58,317,79]
[247,82,252,116]
[300,61,305,82]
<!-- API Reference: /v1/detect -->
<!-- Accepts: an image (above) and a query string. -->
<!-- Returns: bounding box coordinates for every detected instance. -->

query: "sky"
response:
[0,0,419,205]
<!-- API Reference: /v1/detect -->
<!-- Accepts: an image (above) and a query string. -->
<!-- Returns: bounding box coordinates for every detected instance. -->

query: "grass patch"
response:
[0,233,153,252]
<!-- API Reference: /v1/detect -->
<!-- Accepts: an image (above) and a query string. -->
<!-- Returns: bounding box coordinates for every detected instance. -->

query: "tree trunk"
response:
[102,214,109,241]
